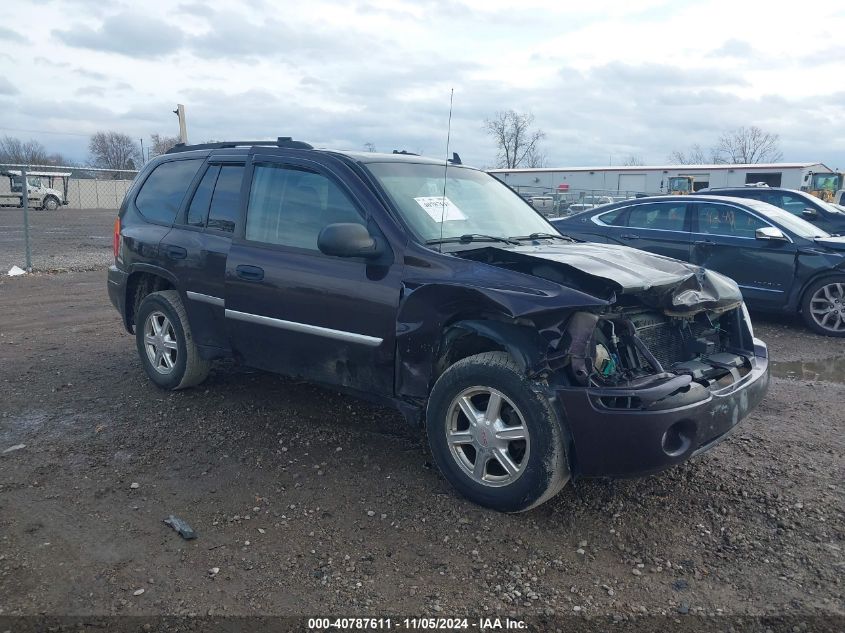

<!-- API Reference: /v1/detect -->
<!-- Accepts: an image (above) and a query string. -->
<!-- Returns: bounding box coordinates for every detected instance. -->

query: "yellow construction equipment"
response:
[667,176,694,195]
[803,171,843,202]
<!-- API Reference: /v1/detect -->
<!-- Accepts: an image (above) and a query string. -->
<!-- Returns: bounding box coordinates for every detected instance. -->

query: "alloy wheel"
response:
[445,386,530,487]
[143,311,179,374]
[809,282,845,333]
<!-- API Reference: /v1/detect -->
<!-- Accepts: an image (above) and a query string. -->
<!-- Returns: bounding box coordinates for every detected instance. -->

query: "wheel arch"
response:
[42,194,60,209]
[395,283,552,402]
[124,267,178,333]
[796,269,845,313]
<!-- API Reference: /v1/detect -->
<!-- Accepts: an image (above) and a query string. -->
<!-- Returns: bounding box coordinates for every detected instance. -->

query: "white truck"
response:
[0,170,71,210]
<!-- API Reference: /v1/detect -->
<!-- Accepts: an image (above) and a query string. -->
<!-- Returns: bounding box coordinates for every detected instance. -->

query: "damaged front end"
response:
[456,244,770,478]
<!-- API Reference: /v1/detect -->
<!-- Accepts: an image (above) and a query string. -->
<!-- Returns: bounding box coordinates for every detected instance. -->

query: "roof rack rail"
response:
[392,149,419,156]
[166,137,313,154]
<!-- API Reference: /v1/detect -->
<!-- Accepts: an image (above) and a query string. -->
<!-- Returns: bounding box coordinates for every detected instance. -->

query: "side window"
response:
[245,164,364,250]
[207,165,244,233]
[136,159,203,224]
[596,207,627,226]
[186,165,219,227]
[626,203,686,231]
[778,193,813,217]
[696,204,767,238]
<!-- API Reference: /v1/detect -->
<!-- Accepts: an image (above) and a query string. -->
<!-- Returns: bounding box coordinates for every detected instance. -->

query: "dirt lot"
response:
[0,271,843,630]
[0,207,115,273]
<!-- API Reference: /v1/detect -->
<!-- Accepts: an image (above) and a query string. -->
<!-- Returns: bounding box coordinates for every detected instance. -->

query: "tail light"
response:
[113,217,121,258]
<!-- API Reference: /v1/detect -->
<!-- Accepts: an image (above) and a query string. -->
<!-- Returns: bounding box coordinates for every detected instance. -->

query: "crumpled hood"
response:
[459,242,744,315]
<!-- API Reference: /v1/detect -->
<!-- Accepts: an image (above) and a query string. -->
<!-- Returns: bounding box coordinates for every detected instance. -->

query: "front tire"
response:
[426,351,569,512]
[801,277,845,337]
[135,290,210,389]
[43,196,60,211]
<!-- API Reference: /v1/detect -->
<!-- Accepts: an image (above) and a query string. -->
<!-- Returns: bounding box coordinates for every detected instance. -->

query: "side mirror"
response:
[318,223,383,259]
[802,207,818,219]
[755,226,787,241]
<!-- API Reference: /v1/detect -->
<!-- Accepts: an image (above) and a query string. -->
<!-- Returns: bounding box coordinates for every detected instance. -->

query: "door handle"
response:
[694,240,715,246]
[165,245,187,259]
[620,233,639,240]
[236,264,264,281]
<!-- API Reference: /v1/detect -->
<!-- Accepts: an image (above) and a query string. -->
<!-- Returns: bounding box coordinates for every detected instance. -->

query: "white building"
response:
[489,162,836,196]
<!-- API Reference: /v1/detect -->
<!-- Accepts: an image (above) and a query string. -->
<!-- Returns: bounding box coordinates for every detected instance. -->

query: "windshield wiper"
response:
[509,232,573,242]
[426,234,520,246]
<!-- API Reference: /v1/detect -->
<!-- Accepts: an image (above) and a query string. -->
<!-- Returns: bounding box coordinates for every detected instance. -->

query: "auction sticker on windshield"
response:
[415,196,467,222]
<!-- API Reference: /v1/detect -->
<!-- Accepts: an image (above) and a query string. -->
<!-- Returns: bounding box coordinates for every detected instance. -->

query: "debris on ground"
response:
[2,444,26,454]
[163,515,197,540]
[7,266,26,277]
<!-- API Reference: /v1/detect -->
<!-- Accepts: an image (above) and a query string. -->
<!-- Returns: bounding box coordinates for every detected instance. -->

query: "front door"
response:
[224,156,403,396]
[690,201,797,309]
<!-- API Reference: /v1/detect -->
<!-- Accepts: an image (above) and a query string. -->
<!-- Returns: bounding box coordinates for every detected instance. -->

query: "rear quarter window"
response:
[135,159,203,224]
[596,207,626,225]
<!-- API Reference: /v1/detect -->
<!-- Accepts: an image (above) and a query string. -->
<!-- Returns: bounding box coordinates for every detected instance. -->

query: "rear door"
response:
[223,153,403,395]
[158,156,245,353]
[690,201,798,309]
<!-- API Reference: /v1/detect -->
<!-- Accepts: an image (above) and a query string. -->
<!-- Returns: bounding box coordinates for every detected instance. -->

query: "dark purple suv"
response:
[108,139,769,512]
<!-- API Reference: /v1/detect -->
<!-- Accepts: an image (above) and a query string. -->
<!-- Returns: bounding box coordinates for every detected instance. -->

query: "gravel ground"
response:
[0,207,115,273]
[0,271,843,630]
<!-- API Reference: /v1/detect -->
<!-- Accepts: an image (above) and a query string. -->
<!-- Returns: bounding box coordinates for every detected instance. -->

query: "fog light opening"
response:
[662,420,695,457]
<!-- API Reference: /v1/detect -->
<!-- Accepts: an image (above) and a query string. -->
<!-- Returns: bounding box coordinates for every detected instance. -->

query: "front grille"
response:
[635,319,684,368]
[628,312,719,369]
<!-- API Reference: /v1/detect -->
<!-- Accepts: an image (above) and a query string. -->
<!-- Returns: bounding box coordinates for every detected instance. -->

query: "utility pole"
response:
[139,138,145,163]
[21,168,32,272]
[173,104,188,145]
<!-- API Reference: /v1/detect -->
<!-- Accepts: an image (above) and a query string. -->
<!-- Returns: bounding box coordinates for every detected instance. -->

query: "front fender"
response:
[395,281,601,400]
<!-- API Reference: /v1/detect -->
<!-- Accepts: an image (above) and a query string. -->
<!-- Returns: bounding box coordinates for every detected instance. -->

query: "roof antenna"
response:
[438,88,454,253]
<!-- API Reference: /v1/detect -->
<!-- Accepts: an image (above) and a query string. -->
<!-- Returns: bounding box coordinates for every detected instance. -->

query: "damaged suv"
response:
[108,139,770,512]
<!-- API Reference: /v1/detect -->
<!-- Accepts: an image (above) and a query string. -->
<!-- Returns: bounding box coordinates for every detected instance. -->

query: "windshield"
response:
[811,173,841,192]
[366,162,555,243]
[743,199,830,238]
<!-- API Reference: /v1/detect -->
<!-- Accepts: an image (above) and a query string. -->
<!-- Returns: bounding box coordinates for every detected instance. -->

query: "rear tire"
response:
[135,290,210,389]
[426,351,569,512]
[801,276,845,337]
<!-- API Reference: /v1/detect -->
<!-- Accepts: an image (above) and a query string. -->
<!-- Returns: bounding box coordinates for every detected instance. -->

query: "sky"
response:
[1,0,844,169]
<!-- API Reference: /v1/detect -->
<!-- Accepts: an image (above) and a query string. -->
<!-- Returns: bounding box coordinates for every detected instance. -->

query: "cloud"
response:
[0,26,27,43]
[0,76,19,95]
[35,56,70,68]
[187,11,368,62]
[53,13,185,57]
[178,2,215,17]
[4,0,845,169]
[707,39,755,58]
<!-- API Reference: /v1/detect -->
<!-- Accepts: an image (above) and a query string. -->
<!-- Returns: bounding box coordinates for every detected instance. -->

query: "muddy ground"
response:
[0,271,842,628]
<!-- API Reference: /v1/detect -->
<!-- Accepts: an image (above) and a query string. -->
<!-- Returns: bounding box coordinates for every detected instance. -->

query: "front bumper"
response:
[557,339,770,478]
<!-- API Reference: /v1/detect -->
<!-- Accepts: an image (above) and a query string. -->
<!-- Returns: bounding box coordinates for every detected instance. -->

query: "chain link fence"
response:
[0,163,138,273]
[506,184,659,218]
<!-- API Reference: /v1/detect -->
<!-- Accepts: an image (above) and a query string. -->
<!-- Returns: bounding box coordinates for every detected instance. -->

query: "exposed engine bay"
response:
[454,245,756,409]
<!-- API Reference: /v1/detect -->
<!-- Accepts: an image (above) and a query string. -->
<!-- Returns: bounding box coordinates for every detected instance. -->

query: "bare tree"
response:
[622,154,645,166]
[484,110,546,169]
[149,133,180,158]
[363,142,377,153]
[667,143,710,165]
[0,136,52,164]
[526,147,548,168]
[713,126,782,164]
[89,131,141,170]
